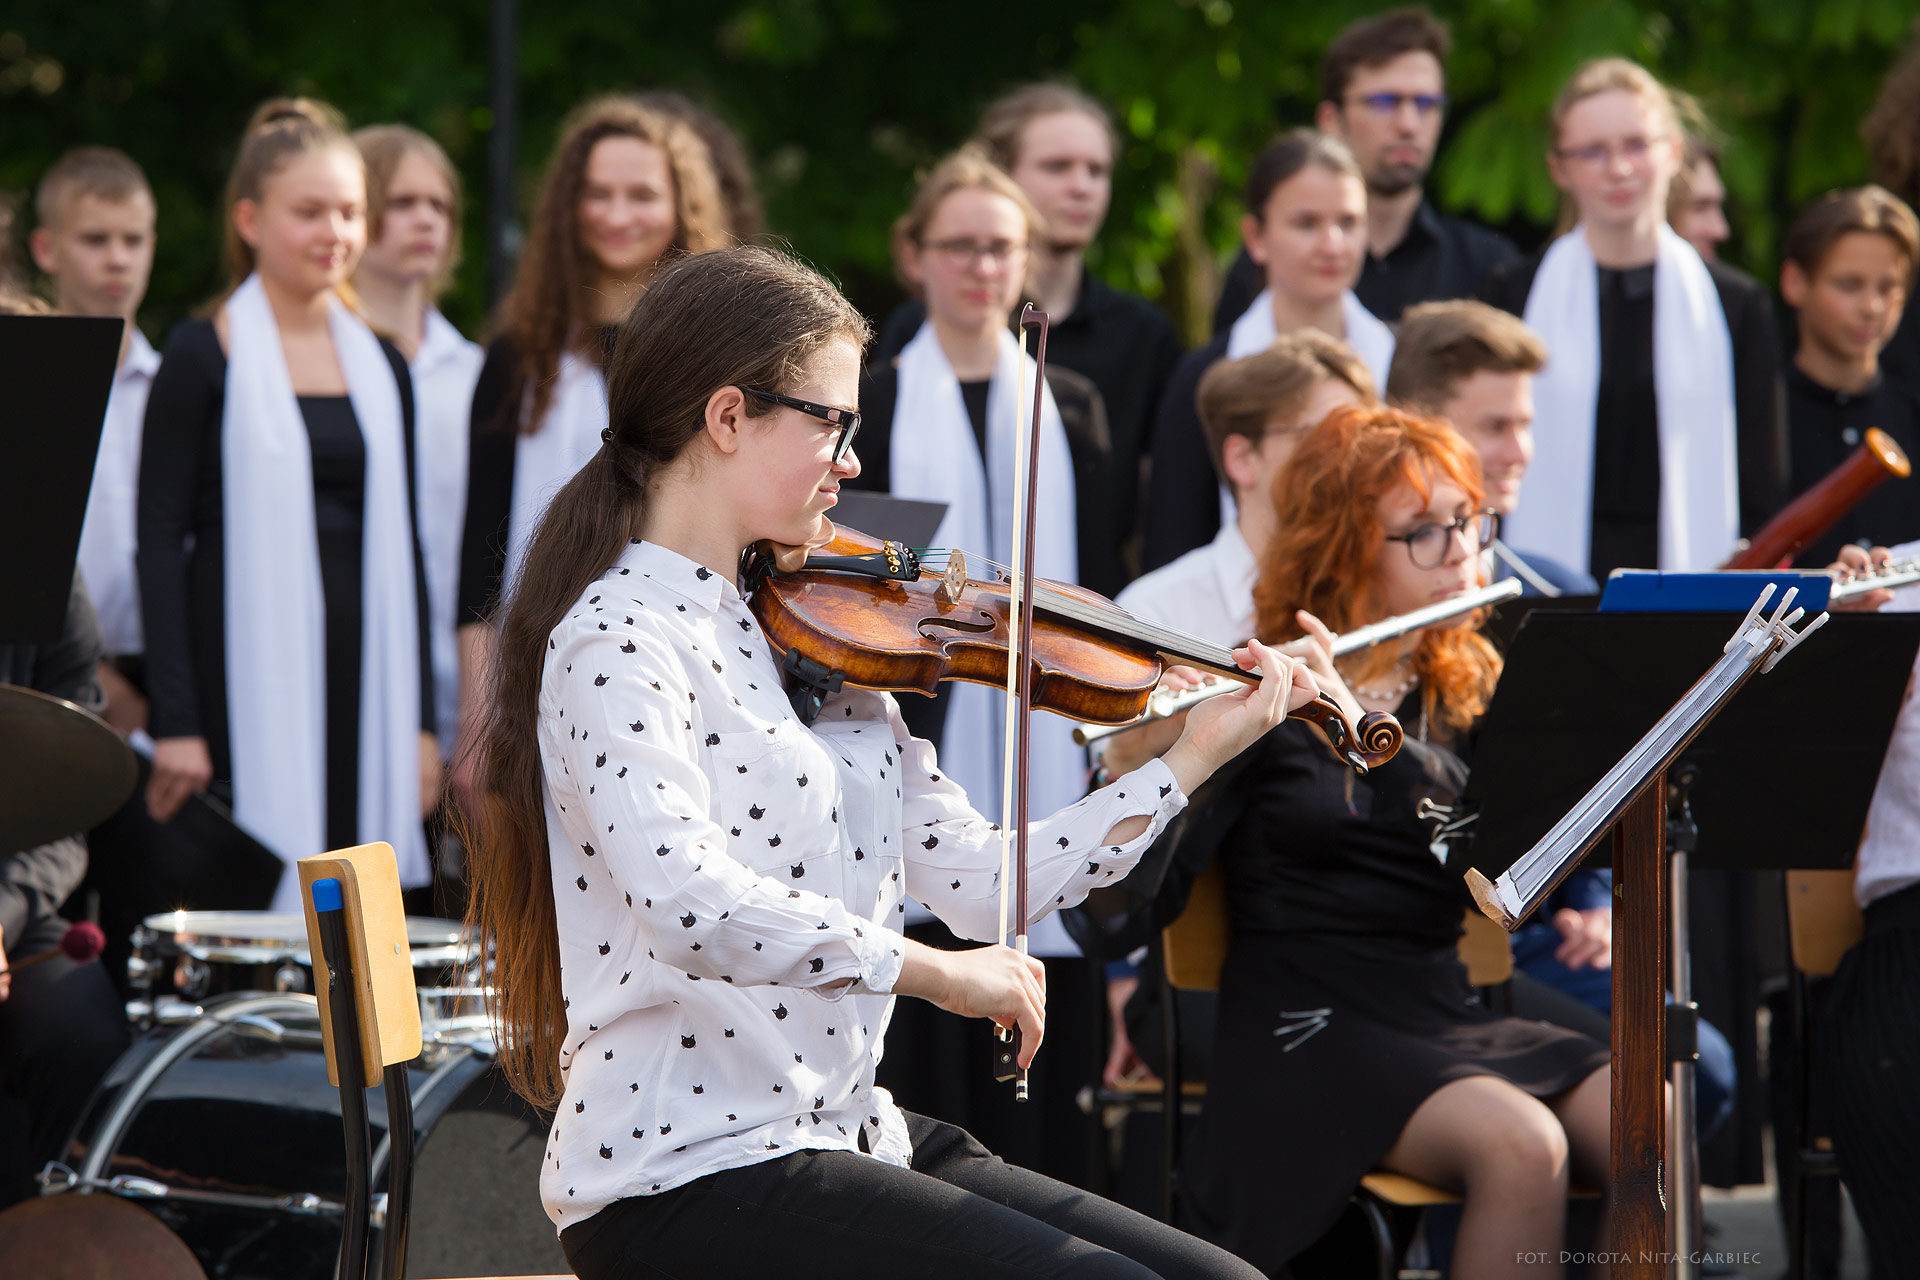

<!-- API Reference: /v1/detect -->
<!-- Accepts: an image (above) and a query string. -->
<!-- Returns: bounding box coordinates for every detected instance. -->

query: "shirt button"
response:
[1842,427,1862,446]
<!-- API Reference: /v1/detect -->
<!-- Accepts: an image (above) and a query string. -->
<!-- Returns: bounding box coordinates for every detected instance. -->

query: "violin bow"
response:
[993,304,1049,1100]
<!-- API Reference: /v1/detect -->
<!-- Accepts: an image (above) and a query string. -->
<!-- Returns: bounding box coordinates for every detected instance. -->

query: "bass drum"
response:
[50,992,568,1279]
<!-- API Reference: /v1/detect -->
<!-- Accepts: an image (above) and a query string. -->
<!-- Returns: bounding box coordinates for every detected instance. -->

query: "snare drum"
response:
[44,991,567,1280]
[127,911,483,1027]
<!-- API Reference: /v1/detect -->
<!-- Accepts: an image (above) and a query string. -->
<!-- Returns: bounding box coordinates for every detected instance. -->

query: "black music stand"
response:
[0,315,123,644]
[1458,606,1920,1279]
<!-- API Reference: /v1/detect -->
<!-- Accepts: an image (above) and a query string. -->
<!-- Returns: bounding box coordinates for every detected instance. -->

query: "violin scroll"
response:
[1287,693,1403,774]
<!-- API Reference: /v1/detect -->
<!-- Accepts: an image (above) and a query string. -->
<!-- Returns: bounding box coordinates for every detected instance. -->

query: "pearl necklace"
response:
[1343,660,1419,704]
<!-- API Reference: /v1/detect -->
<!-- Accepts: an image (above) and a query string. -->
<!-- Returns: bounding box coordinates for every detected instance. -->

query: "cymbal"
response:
[0,682,137,852]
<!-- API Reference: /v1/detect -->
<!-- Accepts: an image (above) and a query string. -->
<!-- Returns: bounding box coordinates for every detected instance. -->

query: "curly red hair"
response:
[1252,405,1502,733]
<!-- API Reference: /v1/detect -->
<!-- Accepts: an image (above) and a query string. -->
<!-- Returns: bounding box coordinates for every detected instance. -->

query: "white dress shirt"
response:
[1856,538,1920,909]
[538,539,1188,1228]
[1115,518,1257,648]
[77,327,161,655]
[410,310,484,754]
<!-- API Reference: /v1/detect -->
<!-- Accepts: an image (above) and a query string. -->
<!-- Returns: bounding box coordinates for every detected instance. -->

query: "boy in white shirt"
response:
[30,147,160,733]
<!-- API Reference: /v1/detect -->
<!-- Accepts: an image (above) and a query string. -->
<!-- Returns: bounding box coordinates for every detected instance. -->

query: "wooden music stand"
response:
[1460,587,1918,1278]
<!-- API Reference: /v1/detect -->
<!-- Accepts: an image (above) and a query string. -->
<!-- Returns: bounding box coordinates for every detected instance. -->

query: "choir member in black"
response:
[1778,186,1920,566]
[137,99,437,911]
[1667,129,1731,263]
[1481,58,1787,583]
[1212,8,1517,333]
[1145,130,1392,571]
[352,125,485,769]
[28,147,160,736]
[461,244,1311,1280]
[1173,406,1611,1278]
[1863,37,1920,402]
[849,147,1111,1184]
[871,84,1182,576]
[453,97,728,803]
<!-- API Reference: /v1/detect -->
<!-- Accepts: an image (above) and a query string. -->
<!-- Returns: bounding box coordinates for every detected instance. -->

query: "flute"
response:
[1828,556,1920,601]
[1074,577,1523,745]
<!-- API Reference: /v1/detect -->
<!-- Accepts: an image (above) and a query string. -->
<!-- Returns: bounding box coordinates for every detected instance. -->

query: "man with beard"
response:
[1212,8,1518,330]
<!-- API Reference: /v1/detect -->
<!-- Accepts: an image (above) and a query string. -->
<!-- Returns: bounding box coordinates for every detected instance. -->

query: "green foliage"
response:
[4,0,1917,345]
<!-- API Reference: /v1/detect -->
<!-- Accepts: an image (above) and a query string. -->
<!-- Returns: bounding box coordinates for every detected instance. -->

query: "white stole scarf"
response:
[1227,288,1395,382]
[412,310,485,758]
[504,350,608,592]
[1512,224,1739,572]
[222,275,426,907]
[889,321,1085,825]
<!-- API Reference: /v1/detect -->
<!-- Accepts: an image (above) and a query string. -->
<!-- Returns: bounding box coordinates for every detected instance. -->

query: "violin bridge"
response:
[936,550,968,606]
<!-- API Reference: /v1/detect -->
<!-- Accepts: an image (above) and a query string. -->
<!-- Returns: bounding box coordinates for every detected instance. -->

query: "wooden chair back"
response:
[1160,859,1513,991]
[1785,868,1863,978]
[298,842,423,1085]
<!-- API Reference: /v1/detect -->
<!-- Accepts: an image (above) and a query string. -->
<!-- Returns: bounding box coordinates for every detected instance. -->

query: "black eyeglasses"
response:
[744,389,862,464]
[1351,91,1447,117]
[1385,510,1498,569]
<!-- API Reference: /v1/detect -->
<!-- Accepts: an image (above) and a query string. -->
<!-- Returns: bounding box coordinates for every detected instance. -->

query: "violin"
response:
[744,523,1403,774]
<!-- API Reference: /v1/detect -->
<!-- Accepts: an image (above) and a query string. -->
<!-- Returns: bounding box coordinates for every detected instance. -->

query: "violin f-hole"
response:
[918,611,998,640]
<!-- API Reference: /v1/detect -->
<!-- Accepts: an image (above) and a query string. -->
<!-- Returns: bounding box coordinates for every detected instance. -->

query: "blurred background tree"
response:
[4,0,1916,346]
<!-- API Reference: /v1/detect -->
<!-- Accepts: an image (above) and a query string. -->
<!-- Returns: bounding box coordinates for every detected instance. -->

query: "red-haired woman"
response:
[1181,407,1612,1279]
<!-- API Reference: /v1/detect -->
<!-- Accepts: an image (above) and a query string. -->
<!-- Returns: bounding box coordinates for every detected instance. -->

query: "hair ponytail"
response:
[463,246,867,1106]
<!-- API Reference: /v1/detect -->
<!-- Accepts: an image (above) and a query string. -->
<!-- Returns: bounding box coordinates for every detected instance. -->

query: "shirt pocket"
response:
[706,720,845,899]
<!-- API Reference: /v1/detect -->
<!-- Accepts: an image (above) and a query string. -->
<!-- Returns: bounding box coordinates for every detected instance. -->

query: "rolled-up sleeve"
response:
[892,701,1188,943]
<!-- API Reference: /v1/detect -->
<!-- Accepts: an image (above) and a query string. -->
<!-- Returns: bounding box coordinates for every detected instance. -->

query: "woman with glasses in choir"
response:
[845,146,1118,1185]
[1481,59,1786,583]
[453,97,729,804]
[1174,406,1612,1279]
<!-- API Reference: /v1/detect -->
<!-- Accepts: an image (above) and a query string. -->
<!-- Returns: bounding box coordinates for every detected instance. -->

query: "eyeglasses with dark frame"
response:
[1350,91,1448,117]
[744,389,862,464]
[1384,510,1499,569]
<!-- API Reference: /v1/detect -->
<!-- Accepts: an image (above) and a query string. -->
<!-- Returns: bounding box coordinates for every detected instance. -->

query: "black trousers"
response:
[1816,883,1920,1279]
[0,915,129,1207]
[560,1111,1264,1280]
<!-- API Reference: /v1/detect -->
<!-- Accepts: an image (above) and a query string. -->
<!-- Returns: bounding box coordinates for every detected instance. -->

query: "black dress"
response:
[137,319,434,851]
[457,328,617,626]
[1480,253,1790,581]
[1180,695,1608,1272]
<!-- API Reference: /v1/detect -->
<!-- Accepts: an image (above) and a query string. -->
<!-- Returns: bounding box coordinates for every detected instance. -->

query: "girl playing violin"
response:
[463,244,1314,1280]
[1179,406,1613,1278]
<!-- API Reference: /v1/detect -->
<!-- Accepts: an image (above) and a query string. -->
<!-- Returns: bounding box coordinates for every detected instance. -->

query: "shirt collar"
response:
[617,539,736,614]
[413,309,468,374]
[1401,199,1444,251]
[120,326,161,383]
[1213,520,1257,629]
[1786,361,1883,407]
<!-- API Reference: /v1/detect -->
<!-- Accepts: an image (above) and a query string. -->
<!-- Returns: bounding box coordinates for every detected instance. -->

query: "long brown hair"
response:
[463,246,868,1107]
[220,97,360,297]
[495,96,731,434]
[1252,405,1501,734]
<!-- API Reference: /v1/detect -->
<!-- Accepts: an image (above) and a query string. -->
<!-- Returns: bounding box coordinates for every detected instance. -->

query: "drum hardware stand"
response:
[36,1162,345,1218]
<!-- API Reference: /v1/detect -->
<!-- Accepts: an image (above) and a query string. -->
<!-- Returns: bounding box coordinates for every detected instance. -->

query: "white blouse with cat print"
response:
[537,539,1188,1229]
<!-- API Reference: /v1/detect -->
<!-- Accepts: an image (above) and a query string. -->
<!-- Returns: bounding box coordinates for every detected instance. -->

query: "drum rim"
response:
[137,910,472,966]
[78,992,321,1185]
